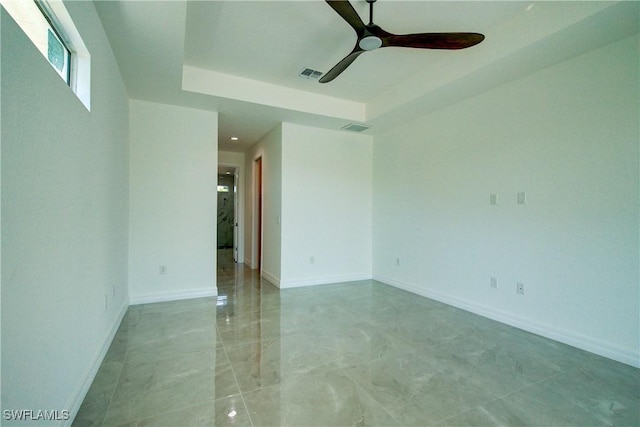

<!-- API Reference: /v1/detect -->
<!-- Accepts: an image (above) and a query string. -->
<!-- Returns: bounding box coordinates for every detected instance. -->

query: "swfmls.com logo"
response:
[3,409,70,421]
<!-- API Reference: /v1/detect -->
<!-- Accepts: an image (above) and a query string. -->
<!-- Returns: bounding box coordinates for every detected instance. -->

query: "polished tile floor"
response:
[75,250,639,426]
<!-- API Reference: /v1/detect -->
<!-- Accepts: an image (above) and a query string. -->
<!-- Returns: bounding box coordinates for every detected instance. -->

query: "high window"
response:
[2,0,91,109]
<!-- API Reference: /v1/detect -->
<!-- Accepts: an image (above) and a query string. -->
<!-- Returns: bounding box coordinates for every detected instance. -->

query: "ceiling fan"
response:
[319,0,485,83]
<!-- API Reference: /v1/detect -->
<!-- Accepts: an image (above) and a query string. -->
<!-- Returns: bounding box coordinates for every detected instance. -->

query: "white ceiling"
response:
[94,0,639,153]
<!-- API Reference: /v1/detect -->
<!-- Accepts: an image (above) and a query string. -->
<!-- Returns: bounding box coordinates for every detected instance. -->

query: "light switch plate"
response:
[517,192,526,204]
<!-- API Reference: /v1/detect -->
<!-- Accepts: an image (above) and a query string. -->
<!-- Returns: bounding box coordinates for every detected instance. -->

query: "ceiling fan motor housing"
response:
[359,34,382,50]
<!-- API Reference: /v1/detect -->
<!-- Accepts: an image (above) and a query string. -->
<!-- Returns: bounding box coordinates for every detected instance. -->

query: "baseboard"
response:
[129,287,218,305]
[261,271,372,289]
[64,300,128,426]
[279,273,372,289]
[373,274,640,368]
[261,270,281,287]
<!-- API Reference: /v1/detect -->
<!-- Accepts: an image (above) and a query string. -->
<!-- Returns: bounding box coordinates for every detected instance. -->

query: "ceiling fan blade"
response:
[381,32,485,50]
[325,0,366,35]
[319,47,365,83]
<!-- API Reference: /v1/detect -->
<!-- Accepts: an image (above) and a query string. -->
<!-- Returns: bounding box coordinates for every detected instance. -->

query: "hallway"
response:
[74,251,639,426]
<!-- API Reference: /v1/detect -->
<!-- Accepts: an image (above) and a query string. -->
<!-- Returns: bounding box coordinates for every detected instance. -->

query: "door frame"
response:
[253,157,263,272]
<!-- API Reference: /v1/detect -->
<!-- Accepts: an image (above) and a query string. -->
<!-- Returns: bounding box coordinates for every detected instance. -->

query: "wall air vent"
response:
[299,67,323,80]
[341,123,371,133]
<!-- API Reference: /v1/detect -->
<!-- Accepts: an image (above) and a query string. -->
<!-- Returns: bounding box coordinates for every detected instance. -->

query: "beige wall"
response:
[372,35,639,367]
[128,100,218,303]
[1,3,129,419]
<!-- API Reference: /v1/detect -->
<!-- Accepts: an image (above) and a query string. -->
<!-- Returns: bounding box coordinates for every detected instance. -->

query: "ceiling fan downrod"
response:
[366,0,376,26]
[360,0,382,51]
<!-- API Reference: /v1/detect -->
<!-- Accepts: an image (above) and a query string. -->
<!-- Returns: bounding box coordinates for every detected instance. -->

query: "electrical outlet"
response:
[490,193,498,205]
[396,257,400,266]
[159,265,166,274]
[490,276,498,288]
[309,256,315,264]
[517,282,525,295]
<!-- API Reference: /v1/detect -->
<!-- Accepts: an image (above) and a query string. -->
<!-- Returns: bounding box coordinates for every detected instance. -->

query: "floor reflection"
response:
[75,250,640,426]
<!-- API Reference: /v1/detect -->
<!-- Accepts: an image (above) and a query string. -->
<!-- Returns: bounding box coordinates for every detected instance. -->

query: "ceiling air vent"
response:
[342,123,371,133]
[299,67,323,80]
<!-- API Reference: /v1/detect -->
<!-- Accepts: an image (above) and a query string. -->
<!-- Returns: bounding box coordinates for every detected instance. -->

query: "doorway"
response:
[217,167,237,262]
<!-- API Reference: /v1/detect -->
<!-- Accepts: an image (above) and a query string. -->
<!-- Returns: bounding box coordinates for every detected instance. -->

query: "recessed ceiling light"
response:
[230,136,239,141]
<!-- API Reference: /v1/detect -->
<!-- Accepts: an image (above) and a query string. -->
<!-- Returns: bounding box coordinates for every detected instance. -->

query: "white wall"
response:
[280,123,373,288]
[219,150,245,263]
[244,126,282,283]
[129,100,218,303]
[1,2,129,422]
[372,35,639,367]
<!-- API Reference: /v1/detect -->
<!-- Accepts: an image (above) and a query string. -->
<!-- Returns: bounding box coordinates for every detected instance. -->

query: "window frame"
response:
[35,0,72,86]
